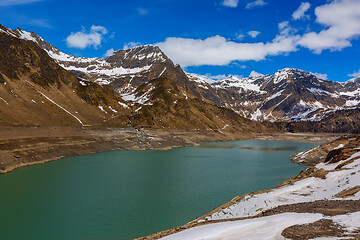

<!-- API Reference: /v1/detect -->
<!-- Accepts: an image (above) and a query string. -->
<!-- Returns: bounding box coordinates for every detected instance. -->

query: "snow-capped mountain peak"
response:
[187,68,360,122]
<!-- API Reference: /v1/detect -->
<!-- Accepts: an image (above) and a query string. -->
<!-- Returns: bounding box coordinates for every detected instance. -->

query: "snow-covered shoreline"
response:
[140,136,360,240]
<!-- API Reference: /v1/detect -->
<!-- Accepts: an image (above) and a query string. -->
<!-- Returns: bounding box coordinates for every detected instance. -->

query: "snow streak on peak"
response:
[212,74,266,94]
[186,73,215,84]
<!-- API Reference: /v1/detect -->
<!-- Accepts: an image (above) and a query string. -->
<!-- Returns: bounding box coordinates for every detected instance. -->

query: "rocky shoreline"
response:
[0,126,255,175]
[0,127,342,175]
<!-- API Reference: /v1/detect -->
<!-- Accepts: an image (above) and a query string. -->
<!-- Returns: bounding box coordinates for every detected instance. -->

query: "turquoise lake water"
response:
[0,140,317,240]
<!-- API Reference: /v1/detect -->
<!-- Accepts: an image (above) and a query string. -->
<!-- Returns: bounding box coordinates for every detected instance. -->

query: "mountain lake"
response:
[0,140,317,240]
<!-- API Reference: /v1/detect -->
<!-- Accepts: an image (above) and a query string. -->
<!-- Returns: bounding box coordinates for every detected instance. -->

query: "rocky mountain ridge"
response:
[189,69,360,122]
[1,24,276,131]
[2,25,360,129]
[5,26,221,107]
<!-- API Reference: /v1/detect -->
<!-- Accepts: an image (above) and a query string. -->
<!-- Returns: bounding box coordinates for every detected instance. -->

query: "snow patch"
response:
[120,86,154,105]
[0,97,8,104]
[186,73,215,84]
[214,75,266,94]
[158,67,167,78]
[162,213,323,240]
[334,144,345,150]
[79,80,88,86]
[94,78,111,85]
[344,99,360,107]
[17,29,36,42]
[118,101,129,109]
[331,211,360,233]
[98,106,108,114]
[108,106,117,113]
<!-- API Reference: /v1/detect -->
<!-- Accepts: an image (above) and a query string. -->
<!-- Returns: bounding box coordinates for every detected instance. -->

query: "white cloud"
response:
[278,21,289,31]
[123,41,141,49]
[104,48,115,58]
[157,19,300,67]
[245,0,268,9]
[249,71,264,77]
[298,0,360,53]
[313,72,328,80]
[0,0,43,6]
[235,33,245,41]
[11,15,51,28]
[156,0,360,68]
[247,30,260,38]
[292,2,311,20]
[89,25,108,34]
[27,19,51,28]
[278,21,297,36]
[222,0,239,8]
[348,69,360,78]
[137,8,148,15]
[157,32,299,67]
[66,25,109,49]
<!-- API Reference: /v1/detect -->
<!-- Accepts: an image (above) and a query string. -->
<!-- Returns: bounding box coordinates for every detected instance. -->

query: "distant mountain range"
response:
[1,25,360,132]
[188,69,360,122]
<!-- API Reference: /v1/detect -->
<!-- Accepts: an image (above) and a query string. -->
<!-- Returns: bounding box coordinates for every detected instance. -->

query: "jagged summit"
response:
[1,26,175,86]
[105,44,170,69]
[106,45,164,62]
[277,68,310,73]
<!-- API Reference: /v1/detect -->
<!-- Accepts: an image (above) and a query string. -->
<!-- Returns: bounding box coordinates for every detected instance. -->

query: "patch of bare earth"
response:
[282,219,344,240]
[336,186,360,198]
[261,200,360,217]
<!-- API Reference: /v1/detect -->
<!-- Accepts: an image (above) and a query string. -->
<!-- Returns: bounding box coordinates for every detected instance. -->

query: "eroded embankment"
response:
[0,126,256,174]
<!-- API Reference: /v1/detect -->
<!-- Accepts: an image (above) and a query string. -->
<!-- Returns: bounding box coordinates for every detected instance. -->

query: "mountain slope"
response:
[1,25,277,132]
[285,109,360,133]
[0,25,132,127]
[119,75,278,131]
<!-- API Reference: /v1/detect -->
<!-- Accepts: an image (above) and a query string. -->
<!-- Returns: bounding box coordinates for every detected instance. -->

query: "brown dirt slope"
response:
[0,26,130,127]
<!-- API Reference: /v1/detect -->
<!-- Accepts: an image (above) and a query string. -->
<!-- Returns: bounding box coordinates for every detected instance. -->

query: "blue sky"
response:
[1,0,360,81]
